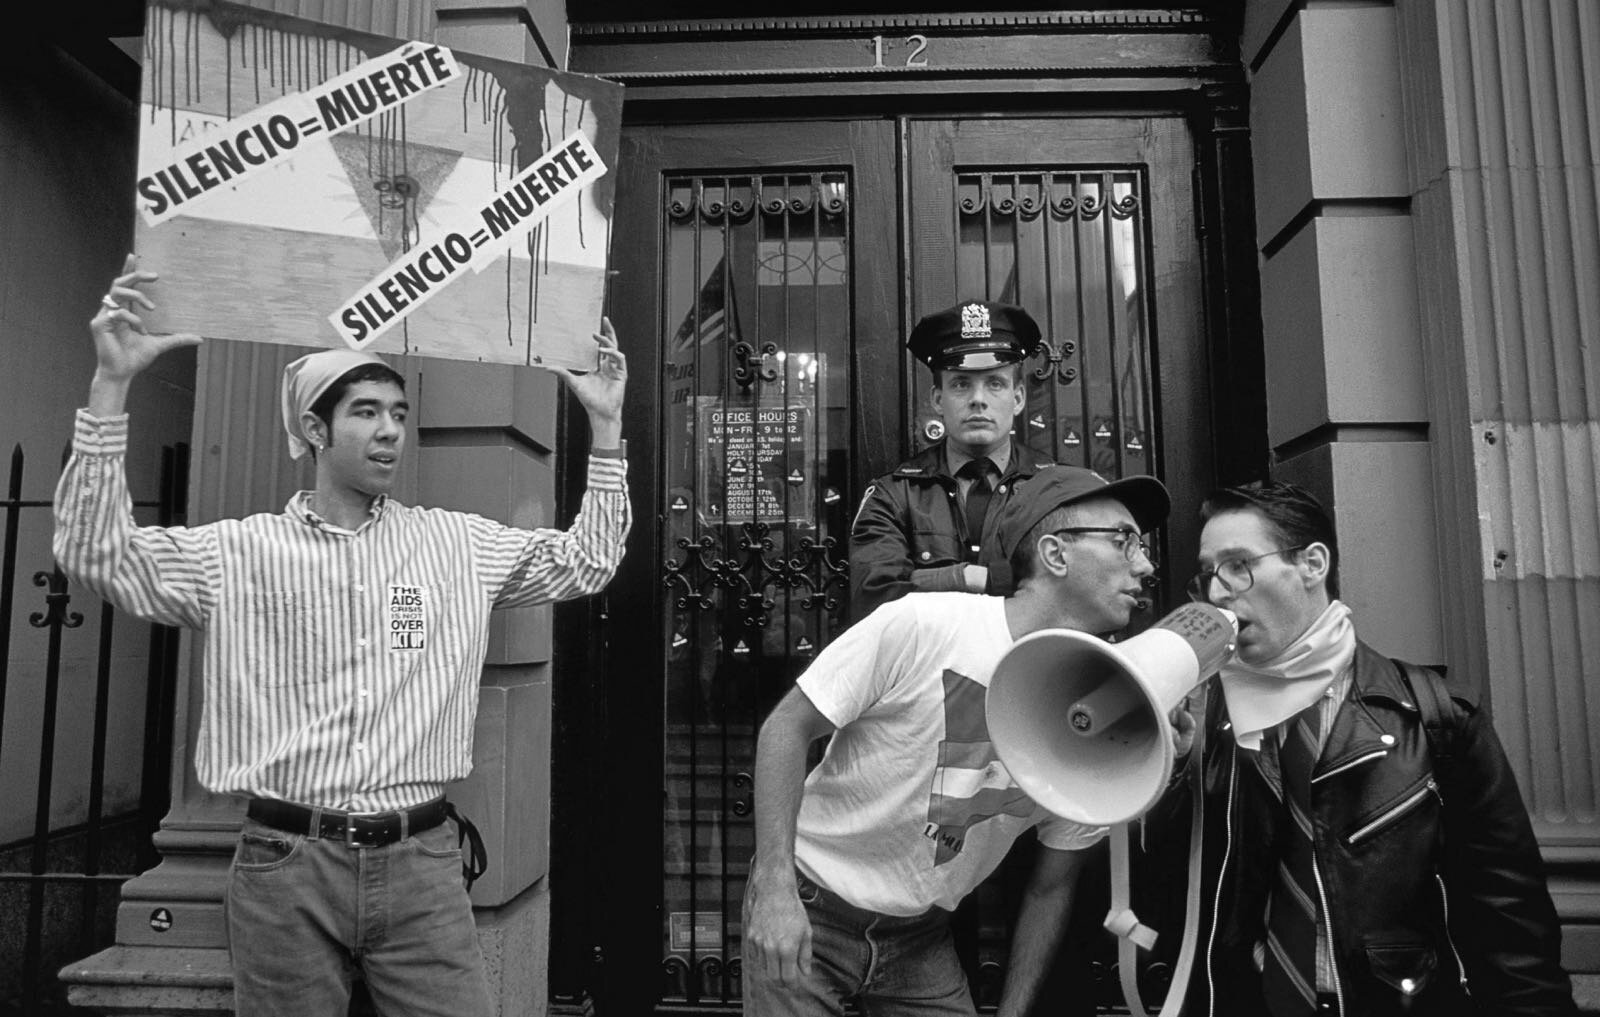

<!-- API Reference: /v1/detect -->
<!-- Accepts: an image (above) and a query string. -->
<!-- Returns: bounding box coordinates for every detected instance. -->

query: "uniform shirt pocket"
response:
[909,527,962,566]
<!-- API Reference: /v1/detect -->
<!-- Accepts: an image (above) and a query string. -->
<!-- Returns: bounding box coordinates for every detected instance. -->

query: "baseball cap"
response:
[995,465,1170,559]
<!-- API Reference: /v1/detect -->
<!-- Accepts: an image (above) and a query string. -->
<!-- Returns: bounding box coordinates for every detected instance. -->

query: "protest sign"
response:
[330,131,607,350]
[135,0,622,370]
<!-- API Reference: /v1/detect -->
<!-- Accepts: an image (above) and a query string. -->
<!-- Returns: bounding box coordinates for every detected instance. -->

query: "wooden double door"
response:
[552,112,1214,1014]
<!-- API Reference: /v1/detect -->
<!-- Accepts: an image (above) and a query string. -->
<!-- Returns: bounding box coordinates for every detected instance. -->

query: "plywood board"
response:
[135,0,622,370]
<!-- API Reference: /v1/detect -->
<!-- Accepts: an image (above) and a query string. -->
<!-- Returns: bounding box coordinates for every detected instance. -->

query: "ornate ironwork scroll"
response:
[953,168,1155,482]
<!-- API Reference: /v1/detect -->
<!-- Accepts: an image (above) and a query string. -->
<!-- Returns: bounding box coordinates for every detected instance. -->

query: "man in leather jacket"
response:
[1173,481,1574,1016]
[849,300,1052,620]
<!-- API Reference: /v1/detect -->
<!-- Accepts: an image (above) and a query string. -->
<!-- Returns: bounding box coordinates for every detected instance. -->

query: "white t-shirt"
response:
[794,592,1104,915]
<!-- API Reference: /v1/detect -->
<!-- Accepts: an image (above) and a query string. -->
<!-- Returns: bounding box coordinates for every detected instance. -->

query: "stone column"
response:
[1394,0,1600,992]
[413,360,564,1015]
[1242,0,1443,662]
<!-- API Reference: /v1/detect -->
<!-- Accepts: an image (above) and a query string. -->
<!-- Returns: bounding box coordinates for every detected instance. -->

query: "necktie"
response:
[956,459,993,557]
[1258,702,1325,1016]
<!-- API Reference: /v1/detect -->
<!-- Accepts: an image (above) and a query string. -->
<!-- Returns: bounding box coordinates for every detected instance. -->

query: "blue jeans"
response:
[225,816,492,1017]
[742,869,976,1016]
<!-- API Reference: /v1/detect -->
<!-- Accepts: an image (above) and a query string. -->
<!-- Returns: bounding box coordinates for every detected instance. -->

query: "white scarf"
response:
[1219,600,1354,750]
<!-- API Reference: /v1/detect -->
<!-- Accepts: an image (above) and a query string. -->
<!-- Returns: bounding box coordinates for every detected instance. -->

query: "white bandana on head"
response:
[1218,599,1355,750]
[280,349,390,460]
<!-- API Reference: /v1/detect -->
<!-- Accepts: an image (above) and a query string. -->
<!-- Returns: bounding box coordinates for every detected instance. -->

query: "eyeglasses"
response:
[1186,545,1307,604]
[1052,527,1154,564]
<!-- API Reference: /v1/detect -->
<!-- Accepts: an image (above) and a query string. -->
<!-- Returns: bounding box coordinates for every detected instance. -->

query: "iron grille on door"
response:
[919,169,1155,486]
[658,172,853,1006]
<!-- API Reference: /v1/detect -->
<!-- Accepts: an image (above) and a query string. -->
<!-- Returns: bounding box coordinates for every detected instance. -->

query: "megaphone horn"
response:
[986,603,1237,826]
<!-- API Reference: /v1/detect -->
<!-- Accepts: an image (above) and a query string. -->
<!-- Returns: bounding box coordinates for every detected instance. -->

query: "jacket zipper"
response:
[1346,778,1438,845]
[1312,854,1344,1015]
[1436,872,1470,994]
[1312,748,1388,784]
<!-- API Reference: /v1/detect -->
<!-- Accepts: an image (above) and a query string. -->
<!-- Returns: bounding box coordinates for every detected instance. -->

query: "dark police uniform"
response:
[849,301,1050,621]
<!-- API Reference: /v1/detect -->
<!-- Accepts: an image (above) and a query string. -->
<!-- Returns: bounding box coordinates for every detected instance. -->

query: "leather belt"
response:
[246,796,448,849]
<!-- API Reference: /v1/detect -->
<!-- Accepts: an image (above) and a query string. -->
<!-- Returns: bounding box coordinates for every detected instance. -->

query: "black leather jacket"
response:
[1176,642,1574,1017]
[847,439,1052,621]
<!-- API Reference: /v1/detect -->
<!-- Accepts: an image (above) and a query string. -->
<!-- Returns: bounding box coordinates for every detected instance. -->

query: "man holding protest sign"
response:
[53,255,631,1016]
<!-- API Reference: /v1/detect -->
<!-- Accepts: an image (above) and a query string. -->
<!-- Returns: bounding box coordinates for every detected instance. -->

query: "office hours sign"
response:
[696,403,816,528]
[132,0,622,370]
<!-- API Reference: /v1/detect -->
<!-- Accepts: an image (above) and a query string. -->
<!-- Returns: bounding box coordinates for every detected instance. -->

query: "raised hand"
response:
[88,254,202,416]
[548,316,626,448]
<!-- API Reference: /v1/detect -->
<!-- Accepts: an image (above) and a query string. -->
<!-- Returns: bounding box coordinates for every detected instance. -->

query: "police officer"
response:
[850,300,1052,620]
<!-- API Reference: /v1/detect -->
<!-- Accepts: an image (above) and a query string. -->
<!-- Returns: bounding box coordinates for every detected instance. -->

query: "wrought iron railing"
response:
[0,442,187,1015]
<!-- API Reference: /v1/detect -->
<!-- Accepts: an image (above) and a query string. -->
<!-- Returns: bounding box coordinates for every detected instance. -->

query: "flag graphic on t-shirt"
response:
[924,669,1034,865]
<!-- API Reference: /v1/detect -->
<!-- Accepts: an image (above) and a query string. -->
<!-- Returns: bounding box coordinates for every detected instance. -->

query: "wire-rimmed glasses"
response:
[1052,527,1154,564]
[1186,545,1307,603]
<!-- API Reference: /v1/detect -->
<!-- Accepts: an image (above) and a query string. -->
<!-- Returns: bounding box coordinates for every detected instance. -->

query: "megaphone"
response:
[987,603,1237,826]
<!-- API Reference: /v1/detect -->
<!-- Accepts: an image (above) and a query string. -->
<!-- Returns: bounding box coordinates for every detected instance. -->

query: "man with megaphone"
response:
[741,464,1168,1016]
[1166,481,1574,1016]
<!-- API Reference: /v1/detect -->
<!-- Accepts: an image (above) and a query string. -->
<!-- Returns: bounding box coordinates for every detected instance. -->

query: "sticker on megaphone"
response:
[1067,604,1236,736]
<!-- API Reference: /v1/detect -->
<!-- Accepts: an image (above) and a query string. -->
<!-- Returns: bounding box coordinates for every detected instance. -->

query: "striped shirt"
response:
[54,409,630,811]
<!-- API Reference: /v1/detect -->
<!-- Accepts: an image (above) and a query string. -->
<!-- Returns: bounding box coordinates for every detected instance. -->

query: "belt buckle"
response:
[345,816,360,848]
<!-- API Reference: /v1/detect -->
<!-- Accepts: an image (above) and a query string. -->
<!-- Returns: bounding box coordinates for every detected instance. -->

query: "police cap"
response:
[908,301,1042,372]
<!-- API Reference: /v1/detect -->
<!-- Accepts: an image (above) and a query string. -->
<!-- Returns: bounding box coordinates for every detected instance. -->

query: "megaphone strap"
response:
[1105,699,1208,1015]
[1104,898,1159,950]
